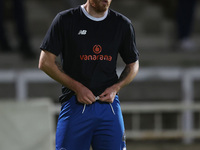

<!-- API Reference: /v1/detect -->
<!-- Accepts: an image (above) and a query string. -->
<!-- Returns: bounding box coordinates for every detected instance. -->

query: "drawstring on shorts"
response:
[109,103,115,115]
[81,100,115,115]
[82,104,86,114]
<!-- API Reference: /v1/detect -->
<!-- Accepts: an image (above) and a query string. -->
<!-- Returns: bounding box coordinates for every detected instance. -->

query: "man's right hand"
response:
[75,85,96,105]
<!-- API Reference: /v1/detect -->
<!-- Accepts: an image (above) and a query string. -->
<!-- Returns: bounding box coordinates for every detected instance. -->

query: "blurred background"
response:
[0,0,200,150]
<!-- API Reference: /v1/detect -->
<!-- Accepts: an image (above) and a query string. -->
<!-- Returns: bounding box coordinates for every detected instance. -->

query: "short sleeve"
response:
[40,13,64,56]
[119,22,139,64]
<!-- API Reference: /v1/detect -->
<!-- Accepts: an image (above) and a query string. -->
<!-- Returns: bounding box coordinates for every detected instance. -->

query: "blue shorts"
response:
[56,95,126,150]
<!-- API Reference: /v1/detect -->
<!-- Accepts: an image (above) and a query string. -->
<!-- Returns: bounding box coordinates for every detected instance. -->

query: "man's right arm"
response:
[38,50,96,104]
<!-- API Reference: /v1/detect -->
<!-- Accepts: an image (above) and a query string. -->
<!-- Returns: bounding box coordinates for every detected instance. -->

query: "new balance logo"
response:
[78,30,87,35]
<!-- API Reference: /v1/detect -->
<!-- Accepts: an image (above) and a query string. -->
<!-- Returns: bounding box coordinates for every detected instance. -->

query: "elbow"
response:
[129,60,139,77]
[129,60,139,72]
[134,60,139,75]
[38,60,44,71]
[38,59,48,72]
[135,60,139,71]
[38,50,56,72]
[38,61,43,70]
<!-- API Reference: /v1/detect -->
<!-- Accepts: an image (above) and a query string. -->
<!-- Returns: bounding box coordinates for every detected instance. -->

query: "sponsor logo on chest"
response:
[80,44,112,61]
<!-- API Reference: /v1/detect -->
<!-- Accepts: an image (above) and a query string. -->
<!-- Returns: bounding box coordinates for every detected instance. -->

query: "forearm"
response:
[99,60,139,103]
[38,51,83,93]
[38,50,96,104]
[46,64,83,93]
[114,60,139,92]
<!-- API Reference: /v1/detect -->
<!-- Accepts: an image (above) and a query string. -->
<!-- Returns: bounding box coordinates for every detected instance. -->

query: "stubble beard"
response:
[90,0,111,13]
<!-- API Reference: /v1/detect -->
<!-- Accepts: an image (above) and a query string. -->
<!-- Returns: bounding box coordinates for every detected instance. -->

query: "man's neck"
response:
[84,3,107,18]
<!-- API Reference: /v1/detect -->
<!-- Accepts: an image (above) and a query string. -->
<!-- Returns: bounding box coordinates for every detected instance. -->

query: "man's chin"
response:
[96,5,109,12]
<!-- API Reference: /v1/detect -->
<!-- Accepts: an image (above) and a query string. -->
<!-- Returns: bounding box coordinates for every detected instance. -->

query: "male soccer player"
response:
[39,0,139,149]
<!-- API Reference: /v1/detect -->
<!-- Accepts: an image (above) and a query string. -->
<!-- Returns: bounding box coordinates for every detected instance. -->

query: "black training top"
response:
[40,6,139,103]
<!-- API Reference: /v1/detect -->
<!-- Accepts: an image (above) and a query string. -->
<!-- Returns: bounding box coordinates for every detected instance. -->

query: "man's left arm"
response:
[99,60,139,103]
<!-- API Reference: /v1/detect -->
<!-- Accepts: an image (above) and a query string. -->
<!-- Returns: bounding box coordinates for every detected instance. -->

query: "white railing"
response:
[51,102,200,144]
[120,103,200,141]
[0,67,200,144]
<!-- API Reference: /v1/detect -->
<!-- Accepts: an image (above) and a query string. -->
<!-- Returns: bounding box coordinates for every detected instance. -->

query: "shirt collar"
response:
[81,4,108,21]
